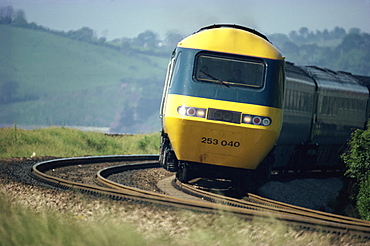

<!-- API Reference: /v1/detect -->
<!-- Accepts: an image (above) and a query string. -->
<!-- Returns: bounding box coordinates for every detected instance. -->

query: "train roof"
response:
[285,62,310,75]
[300,66,361,85]
[353,75,370,90]
[178,24,283,60]
[196,24,270,43]
[300,66,368,96]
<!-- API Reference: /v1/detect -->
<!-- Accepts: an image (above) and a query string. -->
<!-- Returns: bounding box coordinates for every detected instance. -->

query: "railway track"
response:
[31,155,370,240]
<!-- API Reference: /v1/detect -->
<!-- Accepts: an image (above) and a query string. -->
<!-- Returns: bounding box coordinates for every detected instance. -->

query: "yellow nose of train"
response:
[164,95,283,169]
[160,24,285,173]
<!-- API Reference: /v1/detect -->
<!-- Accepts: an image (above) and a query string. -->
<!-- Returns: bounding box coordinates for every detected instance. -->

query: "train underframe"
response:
[159,132,346,193]
[159,132,274,193]
[272,141,346,174]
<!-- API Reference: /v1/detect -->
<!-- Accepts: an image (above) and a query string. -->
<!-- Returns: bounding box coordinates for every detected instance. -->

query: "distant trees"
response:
[112,29,184,57]
[66,27,96,42]
[0,5,16,24]
[133,30,160,48]
[334,33,370,75]
[331,26,346,39]
[270,27,370,76]
[0,5,185,54]
[0,5,27,25]
[164,30,185,48]
[277,26,348,44]
[11,9,27,27]
[1,5,369,75]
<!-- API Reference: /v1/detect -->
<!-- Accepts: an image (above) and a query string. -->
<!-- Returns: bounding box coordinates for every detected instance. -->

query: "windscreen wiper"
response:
[200,70,230,88]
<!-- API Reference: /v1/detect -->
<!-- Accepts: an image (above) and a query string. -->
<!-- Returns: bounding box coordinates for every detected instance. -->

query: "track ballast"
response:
[31,155,370,240]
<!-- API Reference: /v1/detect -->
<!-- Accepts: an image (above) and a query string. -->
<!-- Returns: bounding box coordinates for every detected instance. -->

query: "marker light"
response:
[187,107,196,116]
[178,106,186,115]
[243,115,252,124]
[177,106,206,118]
[253,116,261,125]
[242,114,272,126]
[262,117,271,126]
[196,109,206,117]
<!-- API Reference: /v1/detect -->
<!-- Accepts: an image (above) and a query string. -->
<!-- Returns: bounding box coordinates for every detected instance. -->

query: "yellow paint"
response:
[163,94,282,169]
[178,27,283,60]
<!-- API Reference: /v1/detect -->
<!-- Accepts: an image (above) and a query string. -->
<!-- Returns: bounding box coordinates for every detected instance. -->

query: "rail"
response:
[31,155,370,240]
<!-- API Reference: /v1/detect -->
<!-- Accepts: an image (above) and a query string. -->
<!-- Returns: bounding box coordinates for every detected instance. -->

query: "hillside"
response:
[0,25,168,133]
[1,24,369,133]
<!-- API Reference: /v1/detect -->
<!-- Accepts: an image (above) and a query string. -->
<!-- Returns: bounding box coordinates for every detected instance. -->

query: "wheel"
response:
[159,134,178,172]
[231,170,251,196]
[251,153,275,187]
[176,163,192,183]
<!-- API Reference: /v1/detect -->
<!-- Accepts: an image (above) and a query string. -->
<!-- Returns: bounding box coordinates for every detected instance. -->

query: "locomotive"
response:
[159,24,370,191]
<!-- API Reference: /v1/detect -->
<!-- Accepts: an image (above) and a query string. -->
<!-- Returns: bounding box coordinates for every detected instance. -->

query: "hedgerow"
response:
[342,126,370,220]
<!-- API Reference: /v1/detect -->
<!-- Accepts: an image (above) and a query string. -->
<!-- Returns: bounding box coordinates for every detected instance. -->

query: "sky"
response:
[3,0,370,40]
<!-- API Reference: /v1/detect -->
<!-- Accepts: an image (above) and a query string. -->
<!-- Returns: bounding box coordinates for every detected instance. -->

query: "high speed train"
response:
[159,24,369,191]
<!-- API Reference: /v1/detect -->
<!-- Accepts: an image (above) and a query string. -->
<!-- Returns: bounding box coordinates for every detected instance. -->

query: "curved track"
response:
[31,155,370,240]
[172,180,370,226]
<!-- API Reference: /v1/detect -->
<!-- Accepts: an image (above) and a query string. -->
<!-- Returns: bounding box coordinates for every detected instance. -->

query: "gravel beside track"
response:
[0,157,191,237]
[108,168,173,194]
[258,178,344,213]
[113,168,346,215]
[0,156,360,243]
[0,157,349,214]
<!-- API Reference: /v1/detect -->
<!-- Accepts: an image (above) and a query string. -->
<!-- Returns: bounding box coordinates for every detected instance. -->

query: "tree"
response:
[322,29,330,41]
[133,30,160,48]
[98,37,106,45]
[281,41,299,54]
[165,30,185,48]
[12,9,27,27]
[0,5,16,24]
[330,26,346,39]
[337,33,364,53]
[289,30,299,42]
[269,33,290,49]
[299,27,309,39]
[349,28,361,35]
[67,27,96,42]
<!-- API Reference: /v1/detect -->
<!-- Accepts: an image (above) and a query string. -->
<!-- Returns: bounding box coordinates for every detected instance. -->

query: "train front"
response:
[160,25,285,179]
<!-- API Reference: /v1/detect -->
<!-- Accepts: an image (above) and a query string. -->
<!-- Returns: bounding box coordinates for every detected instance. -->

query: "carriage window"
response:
[195,54,265,88]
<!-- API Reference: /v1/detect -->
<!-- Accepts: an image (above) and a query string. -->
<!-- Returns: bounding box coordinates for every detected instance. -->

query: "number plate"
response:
[199,128,241,156]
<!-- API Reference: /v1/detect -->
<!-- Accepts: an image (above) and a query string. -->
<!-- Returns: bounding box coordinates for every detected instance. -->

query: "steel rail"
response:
[31,155,370,240]
[246,193,370,226]
[173,180,370,227]
[97,162,370,239]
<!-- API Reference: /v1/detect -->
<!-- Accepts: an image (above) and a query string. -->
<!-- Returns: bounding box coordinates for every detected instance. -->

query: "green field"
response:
[0,126,160,158]
[0,25,167,132]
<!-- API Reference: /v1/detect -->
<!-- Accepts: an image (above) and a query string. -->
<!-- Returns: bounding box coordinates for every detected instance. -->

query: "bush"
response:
[356,176,370,220]
[137,135,159,151]
[342,127,370,220]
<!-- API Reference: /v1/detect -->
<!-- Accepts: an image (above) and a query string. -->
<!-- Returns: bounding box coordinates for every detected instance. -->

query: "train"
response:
[159,24,370,192]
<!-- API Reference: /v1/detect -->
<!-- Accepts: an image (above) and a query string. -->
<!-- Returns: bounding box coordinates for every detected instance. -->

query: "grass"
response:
[0,127,364,245]
[0,193,146,246]
[0,191,355,246]
[0,126,160,158]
